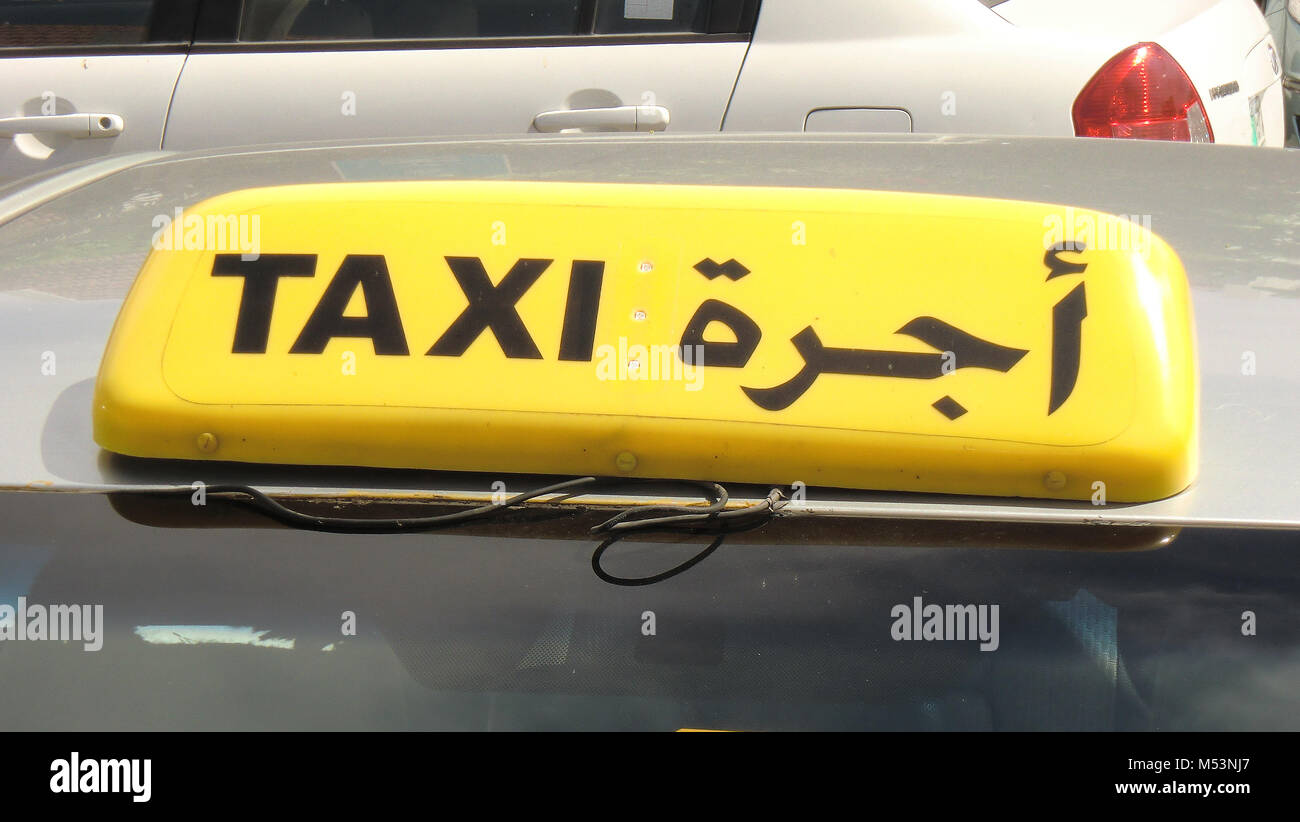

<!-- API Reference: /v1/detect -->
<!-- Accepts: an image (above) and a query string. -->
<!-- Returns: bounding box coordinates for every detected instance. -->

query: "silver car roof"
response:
[1,133,1297,529]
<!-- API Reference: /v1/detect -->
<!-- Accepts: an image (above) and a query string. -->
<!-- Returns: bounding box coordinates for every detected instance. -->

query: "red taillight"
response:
[1073,43,1213,143]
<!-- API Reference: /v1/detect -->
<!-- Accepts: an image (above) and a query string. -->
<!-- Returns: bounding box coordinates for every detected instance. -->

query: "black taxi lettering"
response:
[678,299,762,368]
[558,260,605,362]
[427,257,549,359]
[1045,243,1088,414]
[290,255,408,355]
[1044,242,1088,279]
[212,253,316,354]
[213,246,1090,418]
[741,320,1029,412]
[693,258,751,281]
[217,254,602,361]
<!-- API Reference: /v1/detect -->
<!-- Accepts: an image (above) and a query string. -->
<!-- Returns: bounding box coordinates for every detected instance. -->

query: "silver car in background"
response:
[0,0,1287,183]
[1261,0,1300,144]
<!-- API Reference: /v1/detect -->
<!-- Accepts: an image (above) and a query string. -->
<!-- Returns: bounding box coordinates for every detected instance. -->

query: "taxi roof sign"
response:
[93,181,1198,503]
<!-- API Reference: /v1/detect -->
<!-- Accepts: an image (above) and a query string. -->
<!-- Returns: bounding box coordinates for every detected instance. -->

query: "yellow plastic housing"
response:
[93,181,1198,502]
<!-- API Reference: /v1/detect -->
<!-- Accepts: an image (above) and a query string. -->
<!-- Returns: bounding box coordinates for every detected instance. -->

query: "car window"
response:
[237,0,587,41]
[2,490,1297,731]
[593,0,706,33]
[235,0,755,41]
[0,0,160,47]
[593,0,757,34]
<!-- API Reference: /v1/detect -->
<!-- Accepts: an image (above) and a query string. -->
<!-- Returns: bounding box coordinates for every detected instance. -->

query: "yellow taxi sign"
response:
[93,181,1197,502]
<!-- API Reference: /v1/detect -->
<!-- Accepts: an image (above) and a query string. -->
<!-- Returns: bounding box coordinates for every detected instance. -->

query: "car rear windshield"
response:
[1,491,1295,730]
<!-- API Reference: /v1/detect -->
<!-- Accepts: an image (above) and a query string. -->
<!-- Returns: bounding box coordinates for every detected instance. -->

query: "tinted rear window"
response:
[1,491,1296,730]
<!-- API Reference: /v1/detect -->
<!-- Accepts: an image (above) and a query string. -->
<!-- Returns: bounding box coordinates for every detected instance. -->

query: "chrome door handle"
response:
[0,113,124,138]
[533,105,669,133]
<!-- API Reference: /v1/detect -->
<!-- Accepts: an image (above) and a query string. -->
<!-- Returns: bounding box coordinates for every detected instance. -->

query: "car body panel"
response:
[726,0,1284,145]
[1154,0,1283,147]
[0,0,1287,185]
[1262,0,1300,144]
[0,53,186,182]
[162,40,749,148]
[991,0,1226,38]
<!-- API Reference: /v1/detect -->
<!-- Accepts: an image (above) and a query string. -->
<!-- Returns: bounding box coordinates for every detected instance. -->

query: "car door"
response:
[162,0,758,151]
[0,1,197,183]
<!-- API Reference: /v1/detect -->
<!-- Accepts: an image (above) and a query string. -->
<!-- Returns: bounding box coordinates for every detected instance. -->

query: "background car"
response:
[1260,0,1300,144]
[0,0,1286,182]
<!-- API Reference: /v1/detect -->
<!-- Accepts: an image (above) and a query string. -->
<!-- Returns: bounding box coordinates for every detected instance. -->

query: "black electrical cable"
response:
[188,476,775,535]
[588,480,729,534]
[589,490,787,585]
[178,478,786,586]
[591,487,785,536]
[198,476,600,533]
[591,534,726,586]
